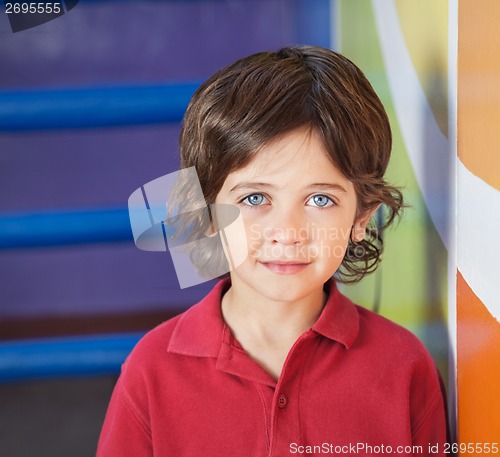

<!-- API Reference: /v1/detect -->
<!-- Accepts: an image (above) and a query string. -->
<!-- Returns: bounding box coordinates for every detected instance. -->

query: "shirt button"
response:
[278,394,288,409]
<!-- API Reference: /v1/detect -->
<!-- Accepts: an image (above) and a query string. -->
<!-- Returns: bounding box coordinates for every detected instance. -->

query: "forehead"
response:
[221,128,353,191]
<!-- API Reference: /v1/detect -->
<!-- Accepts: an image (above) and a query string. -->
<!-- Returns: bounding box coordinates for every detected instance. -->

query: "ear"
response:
[351,204,381,242]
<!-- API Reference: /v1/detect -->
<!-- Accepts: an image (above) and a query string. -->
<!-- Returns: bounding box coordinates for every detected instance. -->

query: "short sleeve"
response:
[96,363,153,457]
[410,355,449,452]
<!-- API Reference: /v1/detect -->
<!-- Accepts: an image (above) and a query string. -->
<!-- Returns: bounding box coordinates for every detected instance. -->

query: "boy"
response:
[97,46,448,456]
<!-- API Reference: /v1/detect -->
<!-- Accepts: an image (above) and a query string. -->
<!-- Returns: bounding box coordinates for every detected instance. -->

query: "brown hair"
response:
[175,45,404,283]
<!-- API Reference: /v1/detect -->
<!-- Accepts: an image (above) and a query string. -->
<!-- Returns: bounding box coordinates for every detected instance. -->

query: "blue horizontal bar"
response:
[0,333,143,382]
[0,82,200,131]
[0,207,133,249]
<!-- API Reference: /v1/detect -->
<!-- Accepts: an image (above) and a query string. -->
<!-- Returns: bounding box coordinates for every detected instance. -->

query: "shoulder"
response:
[352,303,438,374]
[129,313,183,359]
[351,302,445,409]
[352,304,448,440]
[122,280,228,375]
[354,303,428,352]
[118,313,185,388]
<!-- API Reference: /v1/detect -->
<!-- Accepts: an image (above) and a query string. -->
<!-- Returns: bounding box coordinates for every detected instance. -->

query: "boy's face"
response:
[214,127,368,303]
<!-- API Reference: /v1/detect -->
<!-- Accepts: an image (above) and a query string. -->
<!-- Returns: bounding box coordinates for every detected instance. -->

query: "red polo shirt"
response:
[97,279,448,456]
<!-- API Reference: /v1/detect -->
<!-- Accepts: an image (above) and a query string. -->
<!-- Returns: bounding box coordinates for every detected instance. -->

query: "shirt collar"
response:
[311,279,360,349]
[168,280,229,357]
[168,277,360,357]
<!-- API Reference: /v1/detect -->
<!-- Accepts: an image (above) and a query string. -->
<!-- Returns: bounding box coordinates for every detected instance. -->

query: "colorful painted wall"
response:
[457,0,500,442]
[338,0,450,381]
[338,0,500,442]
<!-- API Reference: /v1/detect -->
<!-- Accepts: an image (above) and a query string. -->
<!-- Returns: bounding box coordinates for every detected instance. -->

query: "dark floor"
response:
[0,375,117,457]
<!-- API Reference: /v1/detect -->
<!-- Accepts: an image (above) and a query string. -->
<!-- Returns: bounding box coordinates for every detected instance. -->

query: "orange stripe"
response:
[458,0,500,189]
[457,271,500,441]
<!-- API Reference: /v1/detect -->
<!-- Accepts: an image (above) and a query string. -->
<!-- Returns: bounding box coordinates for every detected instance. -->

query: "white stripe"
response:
[457,159,500,323]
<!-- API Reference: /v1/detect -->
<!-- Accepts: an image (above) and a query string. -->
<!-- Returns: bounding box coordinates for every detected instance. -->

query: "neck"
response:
[221,280,327,347]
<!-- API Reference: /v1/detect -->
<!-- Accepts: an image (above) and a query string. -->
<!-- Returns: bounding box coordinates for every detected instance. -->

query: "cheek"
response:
[311,223,351,243]
[311,212,353,240]
[308,220,352,264]
[244,221,267,256]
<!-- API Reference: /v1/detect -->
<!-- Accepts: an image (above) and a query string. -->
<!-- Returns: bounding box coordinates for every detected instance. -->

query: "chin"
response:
[254,276,321,303]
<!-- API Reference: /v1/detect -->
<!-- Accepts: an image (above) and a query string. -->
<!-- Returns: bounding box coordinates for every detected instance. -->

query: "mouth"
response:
[259,260,311,275]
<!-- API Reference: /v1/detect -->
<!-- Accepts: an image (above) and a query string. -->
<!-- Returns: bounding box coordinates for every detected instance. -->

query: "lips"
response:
[260,260,310,275]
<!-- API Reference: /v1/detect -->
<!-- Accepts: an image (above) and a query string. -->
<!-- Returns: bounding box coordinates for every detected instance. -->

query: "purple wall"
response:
[0,0,331,320]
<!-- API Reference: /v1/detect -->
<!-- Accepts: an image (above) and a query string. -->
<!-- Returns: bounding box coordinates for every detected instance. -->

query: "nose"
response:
[268,207,309,246]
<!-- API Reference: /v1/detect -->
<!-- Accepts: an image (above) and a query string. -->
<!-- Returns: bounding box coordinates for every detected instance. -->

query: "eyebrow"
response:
[229,182,347,193]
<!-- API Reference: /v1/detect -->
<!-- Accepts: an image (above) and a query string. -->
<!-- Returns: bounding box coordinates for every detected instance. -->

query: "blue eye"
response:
[308,194,334,208]
[242,193,267,206]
